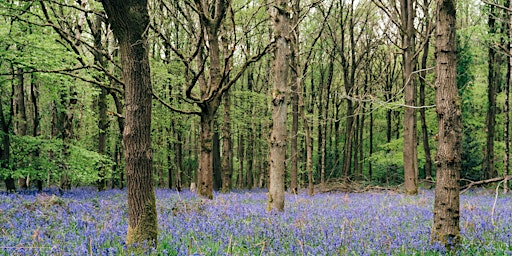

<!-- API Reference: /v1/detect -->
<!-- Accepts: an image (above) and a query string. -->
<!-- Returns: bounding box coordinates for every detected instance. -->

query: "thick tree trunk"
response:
[101,0,157,247]
[401,0,418,195]
[431,0,461,249]
[198,112,215,199]
[268,0,290,212]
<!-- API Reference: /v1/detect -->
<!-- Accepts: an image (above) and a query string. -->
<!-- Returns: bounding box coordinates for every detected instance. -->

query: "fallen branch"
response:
[461,175,512,193]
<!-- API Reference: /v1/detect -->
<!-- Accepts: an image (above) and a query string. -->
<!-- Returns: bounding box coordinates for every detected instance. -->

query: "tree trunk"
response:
[268,0,290,212]
[91,14,109,191]
[289,0,300,194]
[1,95,14,192]
[401,0,418,195]
[431,0,461,249]
[174,126,183,191]
[221,91,233,192]
[101,0,157,247]
[30,75,42,191]
[419,0,433,180]
[485,4,498,180]
[14,68,28,189]
[198,112,215,199]
[238,132,245,188]
[213,130,222,191]
[506,0,511,193]
[97,87,108,191]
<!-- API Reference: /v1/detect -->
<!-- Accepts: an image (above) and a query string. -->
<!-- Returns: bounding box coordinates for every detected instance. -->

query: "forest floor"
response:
[0,187,511,255]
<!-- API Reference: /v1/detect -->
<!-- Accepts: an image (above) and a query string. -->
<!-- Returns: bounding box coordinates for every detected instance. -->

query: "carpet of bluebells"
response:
[1,188,512,255]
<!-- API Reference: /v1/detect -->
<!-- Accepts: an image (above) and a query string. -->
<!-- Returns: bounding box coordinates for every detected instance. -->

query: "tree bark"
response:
[419,0,433,180]
[485,4,498,180]
[221,91,233,192]
[506,0,511,193]
[213,129,222,191]
[431,0,461,249]
[268,0,290,212]
[198,112,215,199]
[101,0,157,247]
[401,0,419,195]
[289,0,300,194]
[14,68,28,189]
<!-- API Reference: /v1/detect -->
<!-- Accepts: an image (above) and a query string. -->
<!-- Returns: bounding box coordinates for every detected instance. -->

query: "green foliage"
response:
[2,134,114,186]
[457,34,483,180]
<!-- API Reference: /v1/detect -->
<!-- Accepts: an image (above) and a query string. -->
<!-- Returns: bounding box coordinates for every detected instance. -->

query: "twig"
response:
[461,175,512,193]
[491,180,503,226]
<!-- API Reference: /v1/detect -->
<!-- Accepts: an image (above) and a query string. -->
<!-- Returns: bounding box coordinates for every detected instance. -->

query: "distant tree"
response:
[101,0,158,248]
[484,2,503,180]
[431,0,461,249]
[268,0,291,212]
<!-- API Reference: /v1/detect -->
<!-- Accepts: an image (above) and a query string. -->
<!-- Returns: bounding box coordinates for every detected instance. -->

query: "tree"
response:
[268,0,291,212]
[401,0,419,195]
[431,0,461,249]
[485,3,498,180]
[100,0,157,248]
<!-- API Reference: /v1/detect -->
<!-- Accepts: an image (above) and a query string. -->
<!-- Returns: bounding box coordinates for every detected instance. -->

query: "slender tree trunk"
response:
[97,87,108,191]
[268,0,290,212]
[431,0,461,249]
[485,4,498,180]
[401,0,418,195]
[15,68,28,189]
[238,132,245,188]
[419,1,433,180]
[30,75,42,191]
[289,0,300,194]
[506,0,511,193]
[0,91,15,192]
[91,14,109,191]
[221,91,233,192]
[246,108,254,189]
[101,0,157,247]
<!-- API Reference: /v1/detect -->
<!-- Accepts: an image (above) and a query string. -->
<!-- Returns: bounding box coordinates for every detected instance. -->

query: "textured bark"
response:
[289,0,300,195]
[401,0,418,195]
[101,0,157,247]
[419,0,433,180]
[268,0,290,212]
[198,113,215,199]
[431,0,461,249]
[221,91,233,192]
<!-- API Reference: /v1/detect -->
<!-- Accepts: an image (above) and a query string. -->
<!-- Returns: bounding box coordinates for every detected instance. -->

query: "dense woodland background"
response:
[0,0,501,193]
